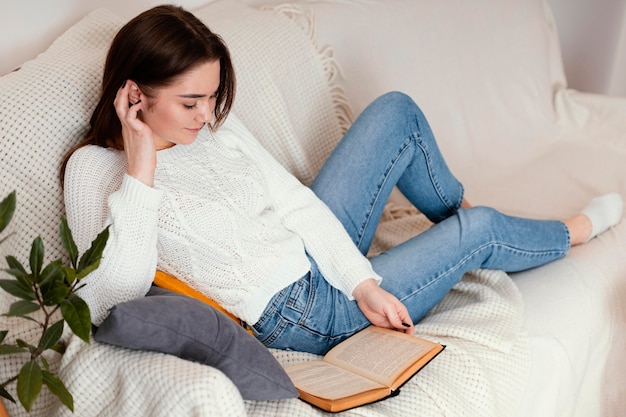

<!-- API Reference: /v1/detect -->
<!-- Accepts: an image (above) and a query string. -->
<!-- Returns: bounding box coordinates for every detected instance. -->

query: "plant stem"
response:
[1,375,18,390]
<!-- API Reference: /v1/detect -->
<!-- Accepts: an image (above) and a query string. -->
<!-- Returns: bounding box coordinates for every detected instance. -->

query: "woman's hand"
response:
[352,278,414,334]
[113,81,157,187]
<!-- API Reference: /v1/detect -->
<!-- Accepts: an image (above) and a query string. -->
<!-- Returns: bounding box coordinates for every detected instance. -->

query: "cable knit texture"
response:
[64,115,381,326]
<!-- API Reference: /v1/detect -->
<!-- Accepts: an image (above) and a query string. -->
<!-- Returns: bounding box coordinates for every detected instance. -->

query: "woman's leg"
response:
[370,206,570,321]
[311,91,465,252]
[254,207,570,355]
[256,91,469,354]
[257,92,619,355]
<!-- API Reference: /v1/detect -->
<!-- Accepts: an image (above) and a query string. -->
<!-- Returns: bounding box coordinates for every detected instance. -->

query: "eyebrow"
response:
[177,94,206,99]
[177,90,218,99]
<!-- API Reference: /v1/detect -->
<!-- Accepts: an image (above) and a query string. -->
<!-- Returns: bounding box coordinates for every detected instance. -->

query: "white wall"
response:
[546,0,626,96]
[0,0,211,74]
[1,0,626,96]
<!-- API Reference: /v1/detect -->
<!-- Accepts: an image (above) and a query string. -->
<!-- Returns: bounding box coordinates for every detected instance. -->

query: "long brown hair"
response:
[60,4,235,186]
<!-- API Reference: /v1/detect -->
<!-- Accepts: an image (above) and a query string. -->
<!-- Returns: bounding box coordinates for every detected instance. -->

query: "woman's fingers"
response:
[389,300,415,334]
[113,81,131,119]
[354,280,414,334]
[114,80,157,186]
[114,81,144,131]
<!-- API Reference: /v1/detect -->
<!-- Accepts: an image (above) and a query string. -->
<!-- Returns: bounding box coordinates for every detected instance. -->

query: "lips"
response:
[186,123,205,132]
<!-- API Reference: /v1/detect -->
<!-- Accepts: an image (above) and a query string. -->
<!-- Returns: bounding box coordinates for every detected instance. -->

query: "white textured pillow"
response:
[196,0,351,185]
[0,9,123,281]
[0,10,124,416]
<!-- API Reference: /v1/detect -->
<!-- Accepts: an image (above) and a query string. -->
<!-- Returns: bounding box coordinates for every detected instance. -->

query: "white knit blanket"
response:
[41,266,527,417]
[0,1,529,416]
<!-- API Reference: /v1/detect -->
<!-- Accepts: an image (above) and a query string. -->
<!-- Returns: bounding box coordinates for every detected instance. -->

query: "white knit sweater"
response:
[64,115,382,326]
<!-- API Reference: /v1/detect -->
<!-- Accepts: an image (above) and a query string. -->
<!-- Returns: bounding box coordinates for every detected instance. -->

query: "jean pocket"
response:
[281,274,313,323]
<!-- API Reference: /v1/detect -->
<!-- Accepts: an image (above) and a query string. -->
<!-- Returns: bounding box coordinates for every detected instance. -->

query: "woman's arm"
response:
[231,120,414,332]
[225,116,381,297]
[64,146,162,325]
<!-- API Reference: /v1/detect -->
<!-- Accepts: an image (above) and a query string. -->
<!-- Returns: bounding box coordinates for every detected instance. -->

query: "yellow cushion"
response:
[153,270,252,334]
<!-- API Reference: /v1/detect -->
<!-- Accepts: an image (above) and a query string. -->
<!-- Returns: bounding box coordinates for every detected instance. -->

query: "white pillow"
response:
[0,10,123,415]
[196,0,350,185]
[0,9,123,279]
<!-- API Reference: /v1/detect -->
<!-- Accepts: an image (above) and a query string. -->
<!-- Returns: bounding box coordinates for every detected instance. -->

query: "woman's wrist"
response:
[127,168,155,187]
[352,278,378,301]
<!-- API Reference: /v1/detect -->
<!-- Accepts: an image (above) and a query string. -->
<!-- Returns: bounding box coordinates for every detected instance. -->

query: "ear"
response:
[127,81,142,103]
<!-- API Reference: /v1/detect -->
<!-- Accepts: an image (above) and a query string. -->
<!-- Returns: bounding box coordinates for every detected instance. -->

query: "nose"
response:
[195,102,213,124]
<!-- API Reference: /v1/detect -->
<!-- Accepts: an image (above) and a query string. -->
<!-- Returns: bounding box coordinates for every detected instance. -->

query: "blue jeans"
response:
[252,92,570,355]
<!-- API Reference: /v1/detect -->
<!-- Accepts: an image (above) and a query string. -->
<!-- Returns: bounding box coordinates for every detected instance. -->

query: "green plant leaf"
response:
[29,237,44,283]
[77,226,109,279]
[0,344,28,355]
[0,279,35,301]
[0,191,16,235]
[60,217,78,269]
[60,294,91,343]
[0,384,15,403]
[41,282,70,307]
[75,261,101,281]
[40,269,70,306]
[15,339,30,349]
[41,320,64,351]
[4,300,39,317]
[2,267,30,281]
[15,339,38,356]
[3,256,34,298]
[5,255,27,277]
[42,370,74,411]
[17,360,42,412]
[62,267,77,285]
[41,356,49,372]
[49,341,67,355]
[38,259,62,285]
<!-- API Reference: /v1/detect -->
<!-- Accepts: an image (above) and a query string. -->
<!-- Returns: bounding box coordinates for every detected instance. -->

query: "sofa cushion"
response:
[94,286,298,401]
[196,0,351,186]
[0,11,122,414]
[0,9,123,308]
[280,0,567,173]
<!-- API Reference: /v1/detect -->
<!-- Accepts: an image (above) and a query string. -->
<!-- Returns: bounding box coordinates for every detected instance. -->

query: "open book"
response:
[285,326,445,412]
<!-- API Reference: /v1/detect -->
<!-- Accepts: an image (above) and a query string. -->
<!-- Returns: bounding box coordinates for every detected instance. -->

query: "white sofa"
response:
[1,0,625,416]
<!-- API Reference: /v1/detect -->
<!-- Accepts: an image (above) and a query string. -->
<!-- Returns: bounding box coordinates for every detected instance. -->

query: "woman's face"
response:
[140,60,221,150]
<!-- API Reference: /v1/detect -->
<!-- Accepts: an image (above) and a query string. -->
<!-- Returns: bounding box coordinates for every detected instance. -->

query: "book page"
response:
[324,326,437,386]
[286,361,386,400]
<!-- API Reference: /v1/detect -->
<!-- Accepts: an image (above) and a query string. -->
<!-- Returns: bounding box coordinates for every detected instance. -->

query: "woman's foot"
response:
[566,192,623,246]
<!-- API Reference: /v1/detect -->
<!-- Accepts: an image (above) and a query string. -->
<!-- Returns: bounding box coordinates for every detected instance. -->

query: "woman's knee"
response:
[460,206,502,240]
[374,91,421,112]
[365,91,425,127]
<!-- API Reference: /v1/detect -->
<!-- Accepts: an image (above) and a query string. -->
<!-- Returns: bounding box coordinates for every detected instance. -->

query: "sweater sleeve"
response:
[63,146,163,325]
[225,117,382,298]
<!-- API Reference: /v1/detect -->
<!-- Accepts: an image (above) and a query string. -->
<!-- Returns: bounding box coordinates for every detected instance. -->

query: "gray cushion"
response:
[94,286,297,401]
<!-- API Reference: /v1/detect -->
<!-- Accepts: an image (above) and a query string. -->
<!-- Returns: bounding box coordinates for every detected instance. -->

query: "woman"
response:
[62,5,622,356]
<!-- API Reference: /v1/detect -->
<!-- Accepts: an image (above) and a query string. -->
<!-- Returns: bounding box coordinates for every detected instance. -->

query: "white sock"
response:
[581,192,623,241]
